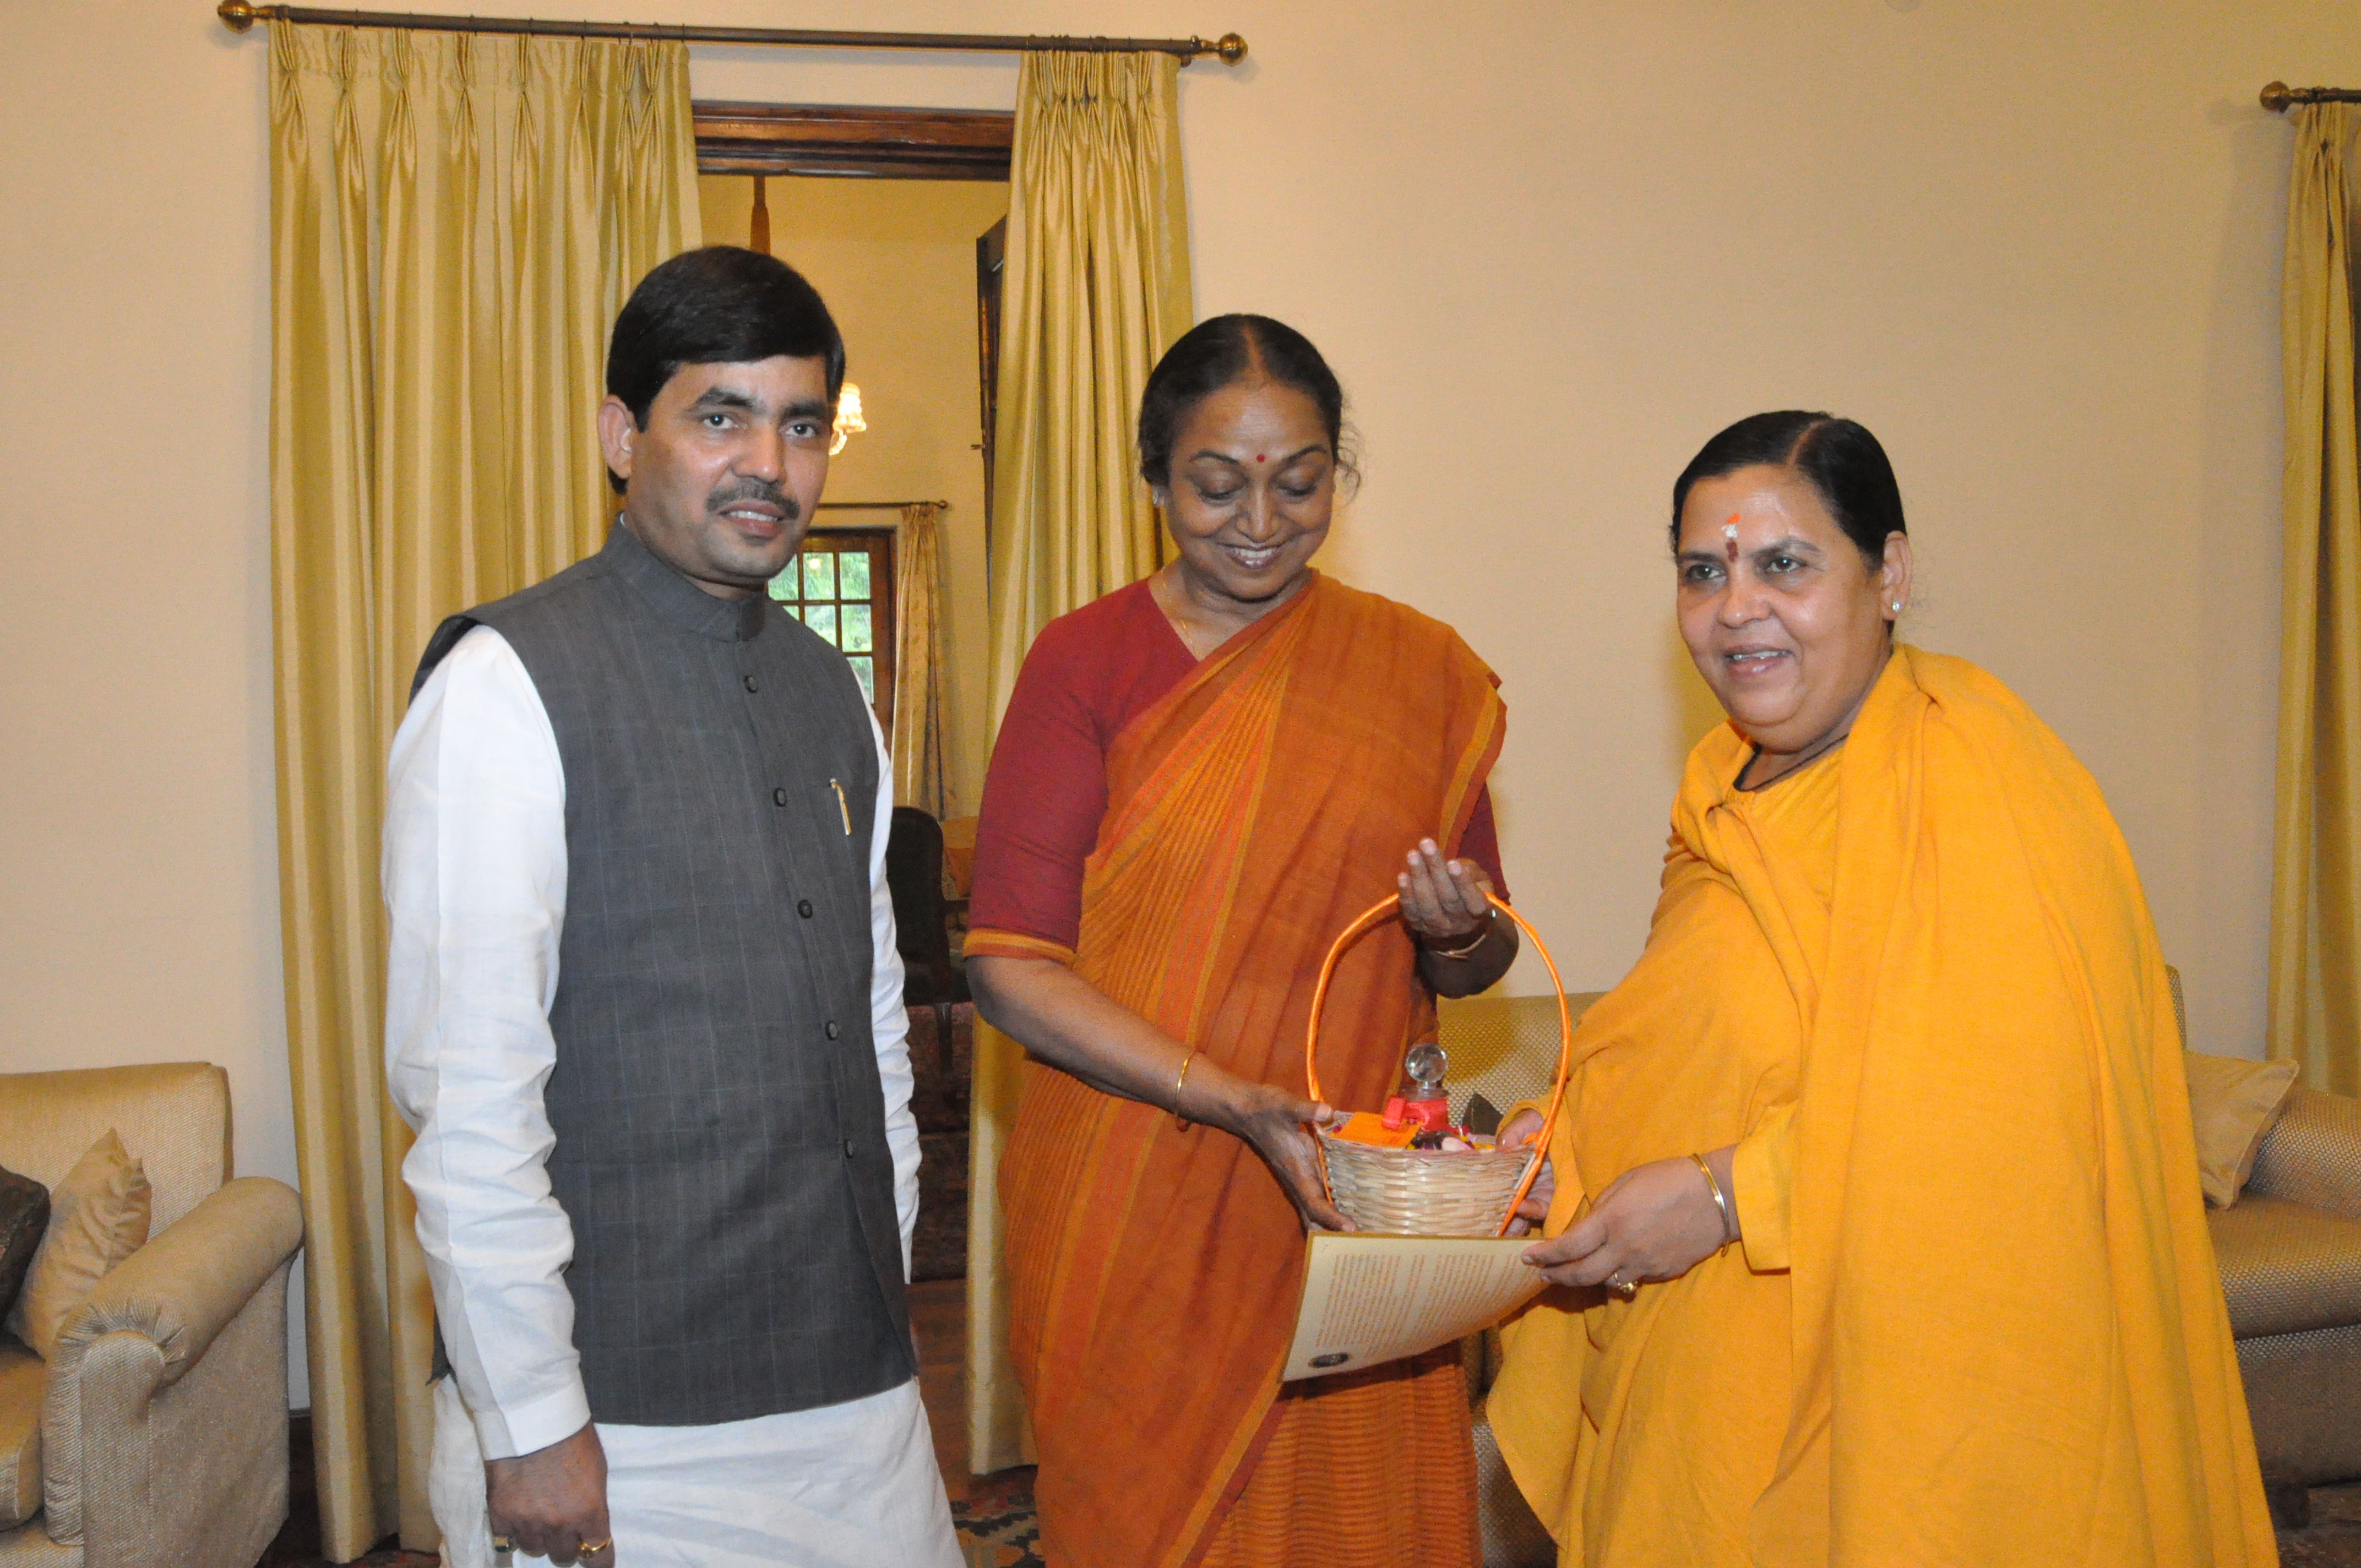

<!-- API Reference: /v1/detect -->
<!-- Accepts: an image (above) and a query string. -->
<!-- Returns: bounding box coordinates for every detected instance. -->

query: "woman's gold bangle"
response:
[1690,1152,1736,1246]
[1173,1050,1198,1129]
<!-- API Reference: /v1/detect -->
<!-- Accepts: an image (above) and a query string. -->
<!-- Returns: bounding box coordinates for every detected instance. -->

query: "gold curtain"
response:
[269,24,698,1556]
[2270,103,2361,1096]
[969,48,1193,1478]
[891,502,950,816]
[982,50,1194,726]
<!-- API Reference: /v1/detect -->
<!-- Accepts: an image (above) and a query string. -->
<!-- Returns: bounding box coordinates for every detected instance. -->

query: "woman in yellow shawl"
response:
[1489,411,2276,1567]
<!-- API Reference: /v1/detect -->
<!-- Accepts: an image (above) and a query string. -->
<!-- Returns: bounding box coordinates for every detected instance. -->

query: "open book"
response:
[1280,1231,1548,1382]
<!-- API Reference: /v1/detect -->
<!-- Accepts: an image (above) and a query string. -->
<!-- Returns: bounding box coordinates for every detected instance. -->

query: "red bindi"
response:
[1255,453,1266,463]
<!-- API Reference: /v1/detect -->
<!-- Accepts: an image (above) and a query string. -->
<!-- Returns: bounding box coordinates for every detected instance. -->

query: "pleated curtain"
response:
[969,48,1194,1477]
[982,51,1194,723]
[2269,103,2361,1096]
[892,503,951,816]
[268,24,698,1555]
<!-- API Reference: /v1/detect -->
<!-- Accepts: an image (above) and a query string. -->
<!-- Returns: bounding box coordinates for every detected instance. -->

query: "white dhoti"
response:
[430,1376,962,1568]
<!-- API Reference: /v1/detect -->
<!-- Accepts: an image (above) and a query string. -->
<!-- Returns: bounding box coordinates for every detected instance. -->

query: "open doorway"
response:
[695,105,1009,823]
[696,114,1007,1354]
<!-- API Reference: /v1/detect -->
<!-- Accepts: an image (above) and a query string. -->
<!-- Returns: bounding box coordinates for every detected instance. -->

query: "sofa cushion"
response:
[0,1339,42,1527]
[2184,1051,2300,1207]
[6,1135,150,1362]
[0,1178,48,1327]
[2209,1195,2361,1338]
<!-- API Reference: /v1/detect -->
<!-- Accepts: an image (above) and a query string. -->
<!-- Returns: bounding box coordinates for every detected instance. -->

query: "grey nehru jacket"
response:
[411,520,911,1428]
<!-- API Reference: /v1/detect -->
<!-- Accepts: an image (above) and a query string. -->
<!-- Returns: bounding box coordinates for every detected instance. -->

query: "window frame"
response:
[771,526,897,731]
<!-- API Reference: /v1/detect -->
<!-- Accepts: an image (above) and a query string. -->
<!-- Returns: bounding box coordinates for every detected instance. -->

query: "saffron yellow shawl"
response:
[1490,646,2275,1567]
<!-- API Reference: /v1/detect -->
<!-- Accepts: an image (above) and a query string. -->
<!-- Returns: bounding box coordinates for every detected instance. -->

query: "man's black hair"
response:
[603,246,846,493]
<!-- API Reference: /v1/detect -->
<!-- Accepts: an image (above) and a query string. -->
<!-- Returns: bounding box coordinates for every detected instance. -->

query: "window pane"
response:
[784,605,803,623]
[842,603,873,654]
[806,605,839,646]
[803,551,836,601]
[848,655,875,706]
[768,565,800,602]
[840,551,872,600]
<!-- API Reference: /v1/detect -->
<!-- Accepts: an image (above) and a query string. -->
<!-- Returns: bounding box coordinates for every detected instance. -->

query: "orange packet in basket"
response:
[1327,1111,1417,1148]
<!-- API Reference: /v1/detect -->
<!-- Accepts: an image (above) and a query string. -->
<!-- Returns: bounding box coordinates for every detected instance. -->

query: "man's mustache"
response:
[706,480,800,522]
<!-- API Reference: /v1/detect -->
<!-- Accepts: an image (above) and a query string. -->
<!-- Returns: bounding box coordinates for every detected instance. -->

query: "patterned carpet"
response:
[936,1481,2361,1568]
[2283,1483,2361,1567]
[255,1482,2361,1566]
[953,1483,1043,1568]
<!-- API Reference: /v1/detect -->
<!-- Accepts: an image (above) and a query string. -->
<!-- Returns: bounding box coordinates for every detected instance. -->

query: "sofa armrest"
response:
[2248,1085,2361,1220]
[41,1177,301,1544]
[52,1178,302,1390]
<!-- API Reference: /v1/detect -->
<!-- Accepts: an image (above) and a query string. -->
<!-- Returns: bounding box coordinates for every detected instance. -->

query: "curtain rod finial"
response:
[1216,32,1247,64]
[2261,80,2293,112]
[218,0,261,33]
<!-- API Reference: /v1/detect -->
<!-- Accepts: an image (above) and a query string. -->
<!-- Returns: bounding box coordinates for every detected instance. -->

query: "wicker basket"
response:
[1306,894,1575,1237]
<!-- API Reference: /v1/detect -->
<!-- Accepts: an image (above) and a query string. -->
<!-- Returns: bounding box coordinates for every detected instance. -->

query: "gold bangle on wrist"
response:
[1173,1050,1198,1129]
[1423,910,1494,962]
[1690,1152,1736,1245]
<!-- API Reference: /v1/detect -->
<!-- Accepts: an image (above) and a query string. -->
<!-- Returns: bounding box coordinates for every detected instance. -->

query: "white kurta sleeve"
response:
[384,625,589,1462]
[867,711,920,1278]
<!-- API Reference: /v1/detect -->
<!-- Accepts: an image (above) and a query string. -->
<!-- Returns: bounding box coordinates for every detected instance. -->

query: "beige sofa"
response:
[2210,1081,2361,1488]
[0,1064,304,1567]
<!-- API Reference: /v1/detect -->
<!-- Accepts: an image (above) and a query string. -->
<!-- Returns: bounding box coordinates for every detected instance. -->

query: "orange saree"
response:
[976,573,1505,1568]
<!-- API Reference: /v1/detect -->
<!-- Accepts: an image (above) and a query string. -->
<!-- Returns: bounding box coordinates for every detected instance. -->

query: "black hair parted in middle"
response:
[1669,410,1908,566]
[603,246,845,492]
[1136,313,1358,491]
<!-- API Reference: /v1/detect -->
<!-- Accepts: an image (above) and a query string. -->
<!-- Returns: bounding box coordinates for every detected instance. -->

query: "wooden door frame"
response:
[698,106,1003,717]
[694,102,1012,181]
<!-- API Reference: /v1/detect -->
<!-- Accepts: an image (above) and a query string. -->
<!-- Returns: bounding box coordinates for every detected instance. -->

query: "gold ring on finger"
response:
[579,1542,612,1556]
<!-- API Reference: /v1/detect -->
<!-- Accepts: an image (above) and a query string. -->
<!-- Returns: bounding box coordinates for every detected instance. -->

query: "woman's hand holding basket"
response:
[1497,1109,1555,1237]
[1180,1064,1357,1235]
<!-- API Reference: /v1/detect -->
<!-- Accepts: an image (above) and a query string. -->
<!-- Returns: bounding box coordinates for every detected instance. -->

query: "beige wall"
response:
[3,4,2355,1409]
[699,175,1010,814]
[681,0,2361,1065]
[1,3,298,1396]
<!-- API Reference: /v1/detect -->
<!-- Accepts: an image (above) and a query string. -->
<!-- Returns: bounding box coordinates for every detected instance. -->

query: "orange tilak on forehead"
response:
[1723,513,1741,563]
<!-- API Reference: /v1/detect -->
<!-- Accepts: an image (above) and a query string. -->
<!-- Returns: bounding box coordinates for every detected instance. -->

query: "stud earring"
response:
[1890,601,1902,614]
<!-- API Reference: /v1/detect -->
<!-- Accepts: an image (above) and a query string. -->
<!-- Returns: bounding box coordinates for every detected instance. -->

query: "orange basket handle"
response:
[1303,892,1575,1238]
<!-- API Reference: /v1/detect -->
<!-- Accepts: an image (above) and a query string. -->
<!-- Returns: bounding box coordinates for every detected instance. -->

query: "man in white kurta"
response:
[383,247,960,1568]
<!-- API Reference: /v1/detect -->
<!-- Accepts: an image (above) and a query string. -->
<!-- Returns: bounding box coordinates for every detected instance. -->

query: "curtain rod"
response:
[214,3,1247,63]
[2261,81,2361,112]
[815,500,949,511]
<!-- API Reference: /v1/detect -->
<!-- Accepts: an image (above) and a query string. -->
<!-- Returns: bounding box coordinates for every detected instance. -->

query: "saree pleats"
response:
[1198,1346,1479,1568]
[1492,647,2275,1567]
[1002,575,1503,1567]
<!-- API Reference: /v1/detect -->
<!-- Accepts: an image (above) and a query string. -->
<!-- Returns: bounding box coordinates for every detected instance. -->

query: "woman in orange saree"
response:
[1489,411,2276,1566]
[967,316,1513,1567]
